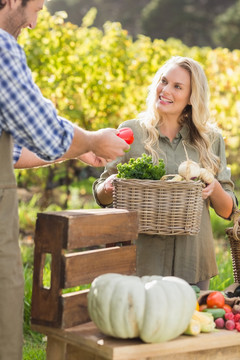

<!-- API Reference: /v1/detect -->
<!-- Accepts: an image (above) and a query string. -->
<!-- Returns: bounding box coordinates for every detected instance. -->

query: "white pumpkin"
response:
[87,273,196,343]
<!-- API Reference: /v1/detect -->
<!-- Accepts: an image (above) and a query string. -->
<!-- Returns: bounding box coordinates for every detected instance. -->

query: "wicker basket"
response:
[226,210,240,283]
[113,178,204,236]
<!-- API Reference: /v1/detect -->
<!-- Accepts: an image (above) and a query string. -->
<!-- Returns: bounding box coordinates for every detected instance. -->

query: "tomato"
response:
[206,291,225,308]
[223,304,232,313]
[117,128,134,145]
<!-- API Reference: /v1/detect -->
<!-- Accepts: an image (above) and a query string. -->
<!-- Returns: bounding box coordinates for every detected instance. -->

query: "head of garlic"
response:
[199,168,214,184]
[178,160,201,181]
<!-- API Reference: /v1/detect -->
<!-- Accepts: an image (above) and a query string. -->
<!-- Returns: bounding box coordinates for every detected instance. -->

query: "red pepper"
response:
[116,127,134,145]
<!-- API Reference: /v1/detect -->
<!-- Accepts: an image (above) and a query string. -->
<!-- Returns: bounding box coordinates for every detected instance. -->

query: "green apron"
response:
[0,131,24,360]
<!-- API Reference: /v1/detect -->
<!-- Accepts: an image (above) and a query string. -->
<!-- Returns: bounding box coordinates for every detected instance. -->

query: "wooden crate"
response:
[31,208,138,329]
[31,208,240,360]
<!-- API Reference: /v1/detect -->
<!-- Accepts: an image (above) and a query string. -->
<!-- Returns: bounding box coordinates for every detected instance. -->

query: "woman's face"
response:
[156,64,191,118]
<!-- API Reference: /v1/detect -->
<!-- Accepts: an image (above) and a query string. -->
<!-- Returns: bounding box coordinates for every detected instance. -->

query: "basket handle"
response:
[231,209,240,240]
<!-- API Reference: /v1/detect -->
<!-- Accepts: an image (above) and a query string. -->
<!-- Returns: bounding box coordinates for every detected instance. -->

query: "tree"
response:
[141,0,236,47]
[212,0,240,50]
[46,0,149,38]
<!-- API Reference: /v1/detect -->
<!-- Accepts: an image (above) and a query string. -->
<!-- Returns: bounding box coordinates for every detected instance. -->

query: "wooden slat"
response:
[31,247,63,326]
[35,209,138,250]
[63,245,136,288]
[34,213,67,252]
[66,209,138,249]
[61,290,89,328]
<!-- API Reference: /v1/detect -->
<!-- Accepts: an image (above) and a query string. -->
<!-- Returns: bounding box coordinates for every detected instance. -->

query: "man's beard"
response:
[5,6,27,39]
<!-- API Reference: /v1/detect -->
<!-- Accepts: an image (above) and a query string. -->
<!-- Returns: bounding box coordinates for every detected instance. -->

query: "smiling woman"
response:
[156,65,191,130]
[93,55,237,293]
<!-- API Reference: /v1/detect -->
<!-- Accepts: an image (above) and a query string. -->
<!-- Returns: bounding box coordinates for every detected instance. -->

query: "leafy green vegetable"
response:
[117,153,166,180]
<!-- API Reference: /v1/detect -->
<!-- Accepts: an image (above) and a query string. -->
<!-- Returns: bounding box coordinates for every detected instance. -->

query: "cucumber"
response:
[202,308,225,320]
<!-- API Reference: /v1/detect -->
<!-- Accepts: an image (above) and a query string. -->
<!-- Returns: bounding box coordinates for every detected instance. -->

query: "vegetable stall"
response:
[30,145,240,359]
[30,208,240,360]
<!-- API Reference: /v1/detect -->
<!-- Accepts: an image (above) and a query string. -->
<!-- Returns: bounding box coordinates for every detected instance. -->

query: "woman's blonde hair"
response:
[138,56,220,174]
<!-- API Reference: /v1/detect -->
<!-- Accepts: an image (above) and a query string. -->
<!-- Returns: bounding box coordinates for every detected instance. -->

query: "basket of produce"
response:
[226,209,240,283]
[113,153,213,236]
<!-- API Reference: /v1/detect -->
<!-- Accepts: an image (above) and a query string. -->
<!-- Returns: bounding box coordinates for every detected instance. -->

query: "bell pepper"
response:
[116,127,134,145]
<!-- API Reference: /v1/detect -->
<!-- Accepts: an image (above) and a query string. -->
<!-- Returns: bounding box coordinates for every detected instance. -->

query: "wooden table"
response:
[32,321,240,360]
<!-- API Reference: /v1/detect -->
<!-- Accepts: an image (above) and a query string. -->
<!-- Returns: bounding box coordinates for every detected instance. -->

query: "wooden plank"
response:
[46,336,66,360]
[67,344,107,360]
[61,290,90,328]
[149,346,240,360]
[35,209,138,250]
[63,245,136,288]
[34,212,68,252]
[31,224,64,326]
[66,209,138,249]
[32,322,240,360]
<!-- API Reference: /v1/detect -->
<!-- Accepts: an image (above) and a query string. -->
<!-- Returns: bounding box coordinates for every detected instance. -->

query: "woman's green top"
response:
[93,119,237,284]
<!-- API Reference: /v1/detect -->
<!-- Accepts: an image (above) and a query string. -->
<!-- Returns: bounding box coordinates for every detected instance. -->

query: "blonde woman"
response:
[93,56,237,290]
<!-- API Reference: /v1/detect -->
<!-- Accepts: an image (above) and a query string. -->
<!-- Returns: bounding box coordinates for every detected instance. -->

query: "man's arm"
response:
[14,147,107,169]
[14,126,129,169]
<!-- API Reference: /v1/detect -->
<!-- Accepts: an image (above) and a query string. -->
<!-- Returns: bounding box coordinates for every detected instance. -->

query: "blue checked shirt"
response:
[0,29,74,164]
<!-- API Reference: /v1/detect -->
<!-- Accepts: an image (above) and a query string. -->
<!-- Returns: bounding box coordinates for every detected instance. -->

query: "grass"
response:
[209,207,235,290]
[19,183,238,358]
[209,238,234,290]
[23,336,46,360]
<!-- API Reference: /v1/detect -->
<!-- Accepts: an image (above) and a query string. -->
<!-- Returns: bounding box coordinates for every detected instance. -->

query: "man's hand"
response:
[91,128,130,161]
[62,126,130,163]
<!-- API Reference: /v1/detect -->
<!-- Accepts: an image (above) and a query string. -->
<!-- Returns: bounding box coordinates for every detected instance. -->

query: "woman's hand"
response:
[202,179,217,200]
[202,179,233,219]
[103,174,117,194]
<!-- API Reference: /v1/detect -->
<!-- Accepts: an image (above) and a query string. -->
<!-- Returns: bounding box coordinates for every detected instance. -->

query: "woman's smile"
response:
[159,95,173,105]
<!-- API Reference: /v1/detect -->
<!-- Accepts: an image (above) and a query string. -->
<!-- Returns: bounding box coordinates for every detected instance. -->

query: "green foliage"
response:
[209,207,233,239]
[117,154,166,180]
[213,0,240,50]
[141,0,237,48]
[141,0,203,46]
[18,194,62,235]
[209,208,234,291]
[209,239,234,291]
[46,0,238,49]
[16,7,240,192]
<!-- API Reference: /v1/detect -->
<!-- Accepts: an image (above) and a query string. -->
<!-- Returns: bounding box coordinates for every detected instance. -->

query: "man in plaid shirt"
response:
[0,1,129,359]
